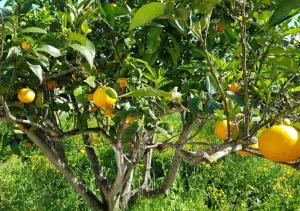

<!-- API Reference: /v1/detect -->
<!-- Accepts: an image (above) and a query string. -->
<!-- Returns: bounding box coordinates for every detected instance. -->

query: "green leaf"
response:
[269,0,300,27]
[204,99,222,114]
[195,0,219,14]
[69,32,87,45]
[132,58,157,78]
[70,43,94,68]
[293,122,300,130]
[22,27,47,34]
[106,87,118,99]
[206,75,217,97]
[129,2,165,30]
[81,20,92,35]
[111,5,129,17]
[253,10,272,25]
[282,27,300,37]
[120,86,170,98]
[36,45,62,57]
[267,56,297,70]
[103,3,116,27]
[227,92,244,106]
[188,97,201,115]
[6,46,21,59]
[166,33,180,66]
[86,39,96,59]
[146,27,163,53]
[73,86,89,104]
[26,62,43,82]
[34,52,50,69]
[84,76,96,88]
[292,86,300,92]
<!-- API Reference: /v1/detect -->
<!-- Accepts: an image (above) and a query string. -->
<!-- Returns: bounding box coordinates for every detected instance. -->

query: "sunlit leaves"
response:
[35,45,61,57]
[121,87,171,98]
[129,2,165,30]
[26,62,43,82]
[21,27,47,34]
[73,86,89,104]
[69,43,94,68]
[81,21,92,35]
[84,76,96,88]
[6,47,21,59]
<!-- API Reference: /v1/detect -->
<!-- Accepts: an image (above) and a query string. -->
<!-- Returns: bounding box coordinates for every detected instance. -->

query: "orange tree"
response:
[0,0,300,210]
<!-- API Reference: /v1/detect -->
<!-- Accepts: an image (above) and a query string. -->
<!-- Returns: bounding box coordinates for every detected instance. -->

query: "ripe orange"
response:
[23,142,32,148]
[214,120,238,140]
[228,82,240,93]
[125,115,136,124]
[117,78,127,89]
[282,118,291,126]
[18,88,36,103]
[216,23,225,32]
[238,143,258,157]
[103,107,113,116]
[46,81,58,90]
[21,42,30,51]
[258,125,300,162]
[93,86,117,109]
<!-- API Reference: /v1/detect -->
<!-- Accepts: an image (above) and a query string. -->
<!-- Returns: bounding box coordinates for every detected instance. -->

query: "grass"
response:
[1,114,300,210]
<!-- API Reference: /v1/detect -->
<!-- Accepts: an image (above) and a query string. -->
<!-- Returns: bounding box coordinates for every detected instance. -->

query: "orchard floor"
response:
[1,151,300,210]
[1,113,300,210]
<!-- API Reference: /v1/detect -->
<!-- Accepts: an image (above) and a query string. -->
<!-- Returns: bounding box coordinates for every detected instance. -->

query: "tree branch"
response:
[82,133,110,196]
[21,127,106,210]
[190,22,232,140]
[143,121,194,197]
[62,127,110,140]
[0,96,59,136]
[250,103,300,136]
[0,12,4,60]
[43,69,76,82]
[240,0,250,137]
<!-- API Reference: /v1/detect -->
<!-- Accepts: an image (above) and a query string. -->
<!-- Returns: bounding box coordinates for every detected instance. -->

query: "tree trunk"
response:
[23,128,106,210]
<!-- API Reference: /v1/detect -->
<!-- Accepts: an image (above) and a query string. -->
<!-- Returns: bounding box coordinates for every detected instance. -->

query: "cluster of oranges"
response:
[88,77,128,116]
[18,79,299,163]
[17,77,135,123]
[214,118,300,162]
[213,82,300,162]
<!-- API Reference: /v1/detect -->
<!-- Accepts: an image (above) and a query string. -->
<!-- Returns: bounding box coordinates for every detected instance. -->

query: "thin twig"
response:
[240,0,250,137]
[0,96,59,136]
[0,12,4,60]
[190,22,232,140]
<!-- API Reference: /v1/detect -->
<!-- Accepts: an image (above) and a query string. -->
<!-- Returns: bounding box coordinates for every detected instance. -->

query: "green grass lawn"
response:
[1,114,300,210]
[1,151,300,210]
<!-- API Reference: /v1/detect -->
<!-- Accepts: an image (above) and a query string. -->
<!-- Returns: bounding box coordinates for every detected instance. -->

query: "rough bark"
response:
[82,133,110,202]
[142,122,194,197]
[22,128,105,210]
